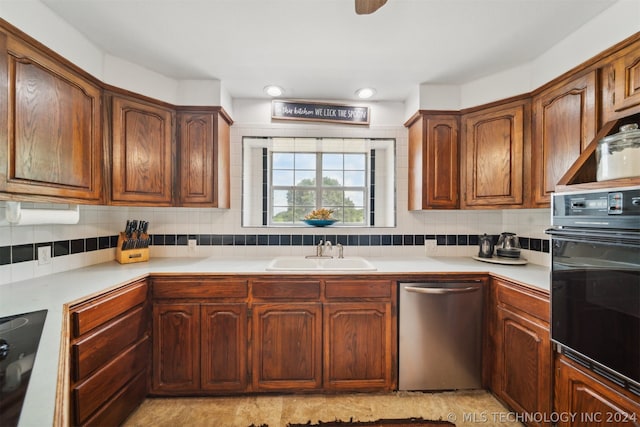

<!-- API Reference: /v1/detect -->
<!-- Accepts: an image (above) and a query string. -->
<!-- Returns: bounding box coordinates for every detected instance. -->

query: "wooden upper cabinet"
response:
[461,99,528,208]
[176,108,231,207]
[407,112,459,210]
[531,71,597,206]
[0,34,103,203]
[602,36,640,122]
[109,94,175,205]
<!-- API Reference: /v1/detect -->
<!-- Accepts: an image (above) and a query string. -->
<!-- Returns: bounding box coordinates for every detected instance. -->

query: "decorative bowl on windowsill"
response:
[303,208,337,227]
[302,219,338,227]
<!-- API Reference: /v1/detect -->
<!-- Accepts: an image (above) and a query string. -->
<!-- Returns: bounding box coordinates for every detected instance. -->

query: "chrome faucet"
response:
[336,243,344,259]
[324,240,332,256]
[306,239,334,258]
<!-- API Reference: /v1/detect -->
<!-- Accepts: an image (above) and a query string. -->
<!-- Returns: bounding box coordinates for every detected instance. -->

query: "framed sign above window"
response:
[272,100,370,125]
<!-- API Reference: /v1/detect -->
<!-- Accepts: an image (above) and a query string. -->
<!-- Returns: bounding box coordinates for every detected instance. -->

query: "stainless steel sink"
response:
[266,256,377,271]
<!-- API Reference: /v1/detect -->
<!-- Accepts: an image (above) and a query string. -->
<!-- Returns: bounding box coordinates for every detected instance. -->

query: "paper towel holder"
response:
[2,201,80,225]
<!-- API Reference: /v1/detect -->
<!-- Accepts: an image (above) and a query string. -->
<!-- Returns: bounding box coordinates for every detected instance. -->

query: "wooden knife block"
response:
[115,232,150,264]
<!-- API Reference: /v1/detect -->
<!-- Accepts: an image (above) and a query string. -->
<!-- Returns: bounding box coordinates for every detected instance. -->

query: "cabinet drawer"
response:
[495,281,549,323]
[152,279,248,299]
[72,280,147,337]
[325,280,392,299]
[72,306,148,381]
[252,280,321,300]
[73,337,149,424]
[82,368,148,427]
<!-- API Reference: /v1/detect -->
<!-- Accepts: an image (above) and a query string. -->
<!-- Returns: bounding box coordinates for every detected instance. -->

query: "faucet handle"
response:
[336,243,344,259]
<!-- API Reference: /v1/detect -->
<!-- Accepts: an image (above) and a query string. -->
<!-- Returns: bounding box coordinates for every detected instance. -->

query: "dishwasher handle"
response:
[403,285,480,295]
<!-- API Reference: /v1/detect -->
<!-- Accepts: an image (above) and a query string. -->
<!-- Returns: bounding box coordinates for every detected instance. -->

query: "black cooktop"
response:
[0,309,47,427]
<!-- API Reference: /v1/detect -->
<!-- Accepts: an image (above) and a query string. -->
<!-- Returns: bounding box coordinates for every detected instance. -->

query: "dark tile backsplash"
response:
[0,233,549,266]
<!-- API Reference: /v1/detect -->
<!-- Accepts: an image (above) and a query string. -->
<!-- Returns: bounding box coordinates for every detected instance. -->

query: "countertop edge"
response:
[0,256,549,427]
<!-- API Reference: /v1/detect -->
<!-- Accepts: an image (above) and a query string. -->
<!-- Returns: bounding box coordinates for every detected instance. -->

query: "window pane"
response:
[344,171,365,186]
[272,170,294,186]
[344,154,365,170]
[294,207,312,222]
[294,189,316,206]
[295,153,316,169]
[322,190,344,206]
[322,171,343,186]
[345,191,364,206]
[272,206,293,223]
[343,207,365,223]
[272,153,294,169]
[322,153,343,170]
[295,170,315,186]
[273,189,290,206]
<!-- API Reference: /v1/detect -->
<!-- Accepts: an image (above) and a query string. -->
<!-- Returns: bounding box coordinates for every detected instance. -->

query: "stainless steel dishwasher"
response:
[398,280,483,390]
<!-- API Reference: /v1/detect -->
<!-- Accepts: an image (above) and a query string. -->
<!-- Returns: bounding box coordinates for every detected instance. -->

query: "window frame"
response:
[269,151,369,226]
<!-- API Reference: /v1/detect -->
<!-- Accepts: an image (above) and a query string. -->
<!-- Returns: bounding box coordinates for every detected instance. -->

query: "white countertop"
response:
[0,255,549,427]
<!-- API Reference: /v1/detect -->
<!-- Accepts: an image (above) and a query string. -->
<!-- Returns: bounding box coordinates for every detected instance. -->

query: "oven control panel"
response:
[553,188,640,229]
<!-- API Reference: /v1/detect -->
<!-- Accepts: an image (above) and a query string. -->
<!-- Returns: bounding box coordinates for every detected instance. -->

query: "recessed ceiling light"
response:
[355,88,376,99]
[264,85,284,97]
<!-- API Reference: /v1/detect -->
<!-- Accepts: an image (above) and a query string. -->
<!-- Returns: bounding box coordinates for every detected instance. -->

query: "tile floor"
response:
[123,390,524,427]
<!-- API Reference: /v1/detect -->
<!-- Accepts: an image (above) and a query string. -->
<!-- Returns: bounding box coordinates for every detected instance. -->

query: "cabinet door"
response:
[532,71,597,206]
[323,302,392,390]
[201,303,248,392]
[252,303,322,391]
[603,38,640,122]
[0,35,103,202]
[110,95,174,205]
[494,305,552,427]
[461,101,527,208]
[176,109,231,207]
[555,355,640,427]
[152,303,200,393]
[407,114,459,210]
[177,111,214,206]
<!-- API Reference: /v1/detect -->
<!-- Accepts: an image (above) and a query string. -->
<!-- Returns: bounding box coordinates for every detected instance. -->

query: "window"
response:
[271,152,367,225]
[242,137,395,227]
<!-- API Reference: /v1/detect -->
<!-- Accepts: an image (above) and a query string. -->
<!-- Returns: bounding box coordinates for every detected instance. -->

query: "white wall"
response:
[0,0,104,77]
[0,1,225,106]
[421,0,640,110]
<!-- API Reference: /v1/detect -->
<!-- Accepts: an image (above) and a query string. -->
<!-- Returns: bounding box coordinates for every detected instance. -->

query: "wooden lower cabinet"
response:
[201,304,248,391]
[252,303,323,391]
[324,302,392,390]
[489,278,552,427]
[150,276,395,395]
[68,279,150,426]
[152,303,200,392]
[152,302,248,394]
[555,354,640,427]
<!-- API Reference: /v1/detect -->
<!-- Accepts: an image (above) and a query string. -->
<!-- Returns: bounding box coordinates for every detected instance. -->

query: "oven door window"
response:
[551,236,639,386]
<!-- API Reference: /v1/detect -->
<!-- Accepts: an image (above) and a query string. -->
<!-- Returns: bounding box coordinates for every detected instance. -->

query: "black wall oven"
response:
[548,187,640,395]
